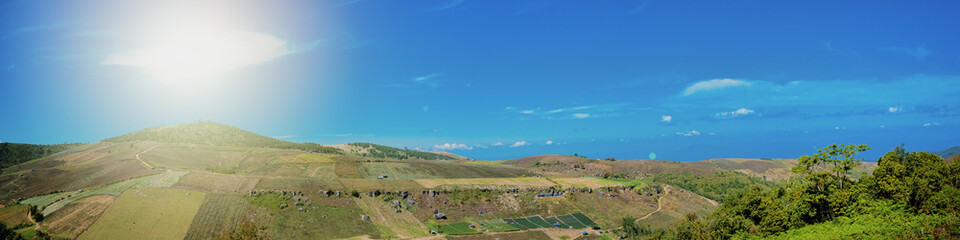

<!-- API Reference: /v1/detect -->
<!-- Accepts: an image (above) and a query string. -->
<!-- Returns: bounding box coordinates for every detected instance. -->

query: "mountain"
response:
[933,146,960,159]
[0,142,81,169]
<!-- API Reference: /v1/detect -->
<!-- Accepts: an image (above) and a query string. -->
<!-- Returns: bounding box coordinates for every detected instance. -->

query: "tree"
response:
[792,144,870,190]
[618,216,647,239]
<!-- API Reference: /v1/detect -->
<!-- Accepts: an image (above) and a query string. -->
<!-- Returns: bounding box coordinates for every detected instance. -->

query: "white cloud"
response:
[545,140,554,145]
[661,115,672,123]
[676,130,700,136]
[103,29,295,82]
[683,78,751,96]
[888,106,902,113]
[491,142,504,146]
[714,108,755,119]
[414,73,441,82]
[572,113,590,119]
[272,135,296,139]
[520,110,535,114]
[923,122,940,127]
[509,141,530,147]
[433,143,473,150]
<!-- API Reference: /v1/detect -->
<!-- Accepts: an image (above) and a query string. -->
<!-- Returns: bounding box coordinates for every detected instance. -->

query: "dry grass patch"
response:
[43,195,115,238]
[173,172,260,194]
[552,177,623,188]
[414,178,555,189]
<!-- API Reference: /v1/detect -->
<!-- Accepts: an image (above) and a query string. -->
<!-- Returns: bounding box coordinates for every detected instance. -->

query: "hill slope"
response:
[934,146,960,159]
[0,142,82,169]
[103,122,341,154]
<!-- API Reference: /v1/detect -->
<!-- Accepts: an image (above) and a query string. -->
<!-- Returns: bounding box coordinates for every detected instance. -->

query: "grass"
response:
[21,171,187,215]
[0,204,30,228]
[413,177,555,188]
[184,194,257,240]
[436,222,480,235]
[354,197,430,238]
[479,219,521,232]
[79,188,206,240]
[172,172,260,194]
[243,192,383,239]
[43,195,116,238]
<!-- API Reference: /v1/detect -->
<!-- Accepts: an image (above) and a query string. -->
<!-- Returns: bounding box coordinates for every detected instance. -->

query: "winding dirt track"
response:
[135,146,157,169]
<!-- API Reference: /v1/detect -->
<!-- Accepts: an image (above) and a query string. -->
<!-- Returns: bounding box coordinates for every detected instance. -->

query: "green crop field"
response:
[79,188,206,240]
[437,222,479,235]
[479,219,520,232]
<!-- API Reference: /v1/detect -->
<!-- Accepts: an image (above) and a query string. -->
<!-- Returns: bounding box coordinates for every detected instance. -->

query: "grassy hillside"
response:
[0,142,81,169]
[102,122,342,154]
[347,143,460,160]
[934,146,960,159]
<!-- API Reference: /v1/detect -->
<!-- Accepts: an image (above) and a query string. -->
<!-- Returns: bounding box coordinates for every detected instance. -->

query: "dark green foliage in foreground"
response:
[103,122,342,154]
[27,205,42,222]
[348,143,456,160]
[652,144,960,239]
[0,222,24,240]
[616,216,650,239]
[0,142,80,169]
[651,171,778,202]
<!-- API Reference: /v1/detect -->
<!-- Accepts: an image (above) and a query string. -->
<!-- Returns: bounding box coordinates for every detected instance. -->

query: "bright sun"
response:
[103,13,292,83]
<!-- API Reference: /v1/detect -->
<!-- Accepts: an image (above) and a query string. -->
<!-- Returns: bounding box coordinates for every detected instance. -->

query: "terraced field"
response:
[43,195,116,238]
[436,222,479,235]
[413,177,555,188]
[498,213,596,231]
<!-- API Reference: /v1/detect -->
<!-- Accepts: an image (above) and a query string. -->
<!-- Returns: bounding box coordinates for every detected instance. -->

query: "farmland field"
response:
[552,177,626,188]
[173,172,260,193]
[184,194,260,240]
[22,171,187,215]
[436,222,479,235]
[413,177,555,188]
[79,188,206,240]
[354,197,430,238]
[43,195,116,238]
[255,176,345,191]
[479,219,520,232]
[245,192,383,239]
[139,144,246,170]
[0,204,30,228]
[339,179,424,191]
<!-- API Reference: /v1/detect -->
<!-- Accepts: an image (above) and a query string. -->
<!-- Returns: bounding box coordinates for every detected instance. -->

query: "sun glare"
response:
[102,10,291,83]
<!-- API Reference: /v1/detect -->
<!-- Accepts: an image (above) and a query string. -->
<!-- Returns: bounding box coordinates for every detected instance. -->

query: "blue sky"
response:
[1,0,958,161]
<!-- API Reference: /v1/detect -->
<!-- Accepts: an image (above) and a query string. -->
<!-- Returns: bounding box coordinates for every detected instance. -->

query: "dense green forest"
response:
[103,122,342,154]
[348,142,457,160]
[935,146,960,159]
[651,171,779,202]
[633,144,960,239]
[0,142,80,169]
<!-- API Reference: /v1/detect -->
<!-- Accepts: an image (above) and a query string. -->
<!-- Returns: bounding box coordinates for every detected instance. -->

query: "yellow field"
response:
[551,177,623,188]
[79,188,206,240]
[414,177,555,188]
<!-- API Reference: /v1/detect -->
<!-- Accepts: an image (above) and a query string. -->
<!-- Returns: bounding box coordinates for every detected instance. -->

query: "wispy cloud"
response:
[491,142,504,146]
[4,22,71,39]
[389,73,442,89]
[683,78,751,96]
[881,44,932,60]
[427,0,464,12]
[713,108,755,119]
[676,130,701,137]
[509,141,529,147]
[506,103,638,120]
[888,106,902,113]
[545,140,554,145]
[922,122,940,127]
[272,135,296,139]
[434,143,473,150]
[661,115,672,123]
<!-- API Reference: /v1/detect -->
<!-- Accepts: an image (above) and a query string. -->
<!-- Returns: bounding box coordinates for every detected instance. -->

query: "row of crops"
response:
[478,213,596,232]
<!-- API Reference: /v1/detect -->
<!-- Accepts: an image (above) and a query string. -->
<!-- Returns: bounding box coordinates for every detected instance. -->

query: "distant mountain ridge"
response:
[934,146,960,159]
[102,122,459,160]
[0,142,82,169]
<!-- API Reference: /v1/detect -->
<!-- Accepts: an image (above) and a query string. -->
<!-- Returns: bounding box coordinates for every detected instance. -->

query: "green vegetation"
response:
[650,144,960,239]
[0,142,80,169]
[934,146,960,159]
[650,171,777,201]
[26,205,42,222]
[103,122,342,154]
[435,222,479,235]
[0,222,24,240]
[348,143,456,160]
